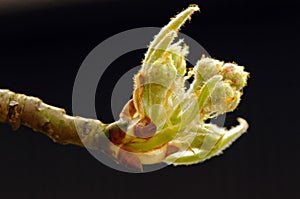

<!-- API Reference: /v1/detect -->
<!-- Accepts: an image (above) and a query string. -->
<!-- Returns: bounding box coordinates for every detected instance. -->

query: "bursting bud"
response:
[167,40,189,76]
[171,51,186,76]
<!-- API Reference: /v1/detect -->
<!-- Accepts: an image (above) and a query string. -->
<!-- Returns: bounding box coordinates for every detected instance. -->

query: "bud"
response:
[142,55,177,109]
[204,81,241,115]
[221,63,249,90]
[191,57,224,91]
[132,54,178,126]
[144,55,177,89]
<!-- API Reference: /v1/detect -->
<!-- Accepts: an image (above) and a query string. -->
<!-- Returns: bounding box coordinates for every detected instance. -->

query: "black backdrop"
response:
[0,0,298,198]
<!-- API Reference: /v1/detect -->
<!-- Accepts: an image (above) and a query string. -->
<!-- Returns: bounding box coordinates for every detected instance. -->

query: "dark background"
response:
[0,0,298,198]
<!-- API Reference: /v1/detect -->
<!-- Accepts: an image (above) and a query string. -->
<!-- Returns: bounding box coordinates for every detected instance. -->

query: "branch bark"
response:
[0,89,103,146]
[0,89,145,171]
